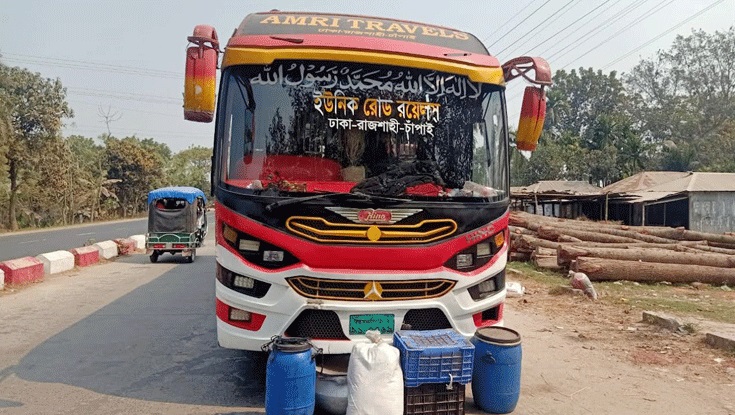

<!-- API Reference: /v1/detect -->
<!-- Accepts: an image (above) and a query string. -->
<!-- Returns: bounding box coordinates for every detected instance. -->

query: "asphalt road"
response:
[0,233,270,414]
[2,229,732,414]
[0,213,214,262]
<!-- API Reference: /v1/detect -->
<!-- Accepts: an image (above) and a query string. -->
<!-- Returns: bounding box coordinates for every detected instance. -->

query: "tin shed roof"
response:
[602,171,690,194]
[645,172,735,192]
[512,180,601,196]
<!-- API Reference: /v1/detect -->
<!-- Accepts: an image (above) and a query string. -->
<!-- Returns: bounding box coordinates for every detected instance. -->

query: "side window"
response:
[223,74,254,181]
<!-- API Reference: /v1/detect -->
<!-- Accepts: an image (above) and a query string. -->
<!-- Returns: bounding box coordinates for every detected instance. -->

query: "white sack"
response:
[346,330,404,415]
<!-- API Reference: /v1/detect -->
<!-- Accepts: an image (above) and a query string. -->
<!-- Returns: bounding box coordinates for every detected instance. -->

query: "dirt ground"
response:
[506,262,735,384]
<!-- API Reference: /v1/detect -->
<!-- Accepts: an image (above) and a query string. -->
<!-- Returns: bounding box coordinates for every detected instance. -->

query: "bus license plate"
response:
[349,314,394,335]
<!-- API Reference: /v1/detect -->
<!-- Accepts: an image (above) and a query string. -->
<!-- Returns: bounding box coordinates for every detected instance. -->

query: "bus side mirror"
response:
[516,86,546,151]
[501,56,551,152]
[184,25,220,123]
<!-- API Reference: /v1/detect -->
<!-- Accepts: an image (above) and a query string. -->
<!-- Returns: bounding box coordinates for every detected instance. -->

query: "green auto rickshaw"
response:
[146,186,208,263]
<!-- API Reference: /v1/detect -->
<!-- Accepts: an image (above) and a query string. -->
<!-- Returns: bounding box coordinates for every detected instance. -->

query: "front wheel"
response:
[187,249,196,263]
[149,252,159,263]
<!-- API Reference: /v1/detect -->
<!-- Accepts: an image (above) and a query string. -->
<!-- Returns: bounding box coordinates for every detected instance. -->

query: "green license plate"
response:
[349,314,394,335]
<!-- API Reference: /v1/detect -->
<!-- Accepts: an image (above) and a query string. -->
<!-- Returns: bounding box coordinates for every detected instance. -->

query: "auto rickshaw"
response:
[146,186,208,263]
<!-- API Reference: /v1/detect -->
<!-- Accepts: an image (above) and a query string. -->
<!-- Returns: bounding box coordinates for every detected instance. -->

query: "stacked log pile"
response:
[509,211,735,285]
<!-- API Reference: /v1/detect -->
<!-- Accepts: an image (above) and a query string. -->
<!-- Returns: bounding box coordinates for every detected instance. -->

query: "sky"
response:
[1,0,733,153]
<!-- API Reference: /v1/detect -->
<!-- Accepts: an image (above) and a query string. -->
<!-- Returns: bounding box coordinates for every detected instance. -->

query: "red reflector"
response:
[173,244,186,248]
[153,244,165,249]
[215,298,266,331]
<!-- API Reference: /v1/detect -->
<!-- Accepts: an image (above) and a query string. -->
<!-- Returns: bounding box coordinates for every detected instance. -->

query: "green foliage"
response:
[514,67,644,186]
[166,145,212,194]
[626,27,735,172]
[0,63,73,229]
[517,28,735,185]
[105,136,166,217]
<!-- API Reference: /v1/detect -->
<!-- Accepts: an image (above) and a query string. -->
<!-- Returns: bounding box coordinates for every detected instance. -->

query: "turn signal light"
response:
[494,232,505,249]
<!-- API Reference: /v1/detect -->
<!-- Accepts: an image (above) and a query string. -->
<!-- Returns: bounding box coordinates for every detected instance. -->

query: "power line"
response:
[1,52,182,79]
[545,0,648,62]
[66,87,181,105]
[67,125,207,139]
[506,0,638,102]
[560,0,679,69]
[69,100,183,119]
[520,0,616,56]
[500,0,582,58]
[481,0,538,44]
[485,0,553,50]
[497,0,578,57]
[602,0,727,69]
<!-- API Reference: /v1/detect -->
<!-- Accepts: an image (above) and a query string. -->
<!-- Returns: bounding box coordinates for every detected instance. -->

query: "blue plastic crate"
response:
[394,329,474,387]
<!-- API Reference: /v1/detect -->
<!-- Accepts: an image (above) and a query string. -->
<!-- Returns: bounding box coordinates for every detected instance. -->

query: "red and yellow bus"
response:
[183,11,550,354]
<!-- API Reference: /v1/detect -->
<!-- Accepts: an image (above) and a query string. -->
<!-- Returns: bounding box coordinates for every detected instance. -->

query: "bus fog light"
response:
[229,308,252,322]
[239,239,260,251]
[263,250,284,262]
[233,275,255,289]
[478,278,496,294]
[456,253,474,268]
[476,242,491,257]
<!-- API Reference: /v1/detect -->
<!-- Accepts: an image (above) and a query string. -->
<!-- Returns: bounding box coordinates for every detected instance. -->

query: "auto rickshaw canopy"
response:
[147,186,207,205]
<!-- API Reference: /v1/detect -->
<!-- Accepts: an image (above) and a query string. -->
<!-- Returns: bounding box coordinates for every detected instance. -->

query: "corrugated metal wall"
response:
[689,192,735,233]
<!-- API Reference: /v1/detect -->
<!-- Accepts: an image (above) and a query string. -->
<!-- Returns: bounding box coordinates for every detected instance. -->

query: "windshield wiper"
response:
[265,192,410,212]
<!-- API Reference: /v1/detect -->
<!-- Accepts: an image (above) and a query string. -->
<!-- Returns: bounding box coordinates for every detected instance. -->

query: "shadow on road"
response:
[14,253,266,407]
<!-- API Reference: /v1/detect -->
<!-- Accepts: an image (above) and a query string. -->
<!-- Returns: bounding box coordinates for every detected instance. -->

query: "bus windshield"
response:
[216,60,508,201]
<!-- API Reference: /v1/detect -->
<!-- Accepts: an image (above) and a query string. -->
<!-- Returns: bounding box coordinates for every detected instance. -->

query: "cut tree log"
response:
[532,247,560,269]
[627,227,735,245]
[537,226,639,243]
[683,245,735,256]
[573,257,735,285]
[511,234,565,252]
[511,212,678,243]
[558,245,735,268]
[509,225,537,235]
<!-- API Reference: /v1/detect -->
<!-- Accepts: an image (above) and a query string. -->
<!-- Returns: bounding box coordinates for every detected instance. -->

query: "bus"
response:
[183,11,550,354]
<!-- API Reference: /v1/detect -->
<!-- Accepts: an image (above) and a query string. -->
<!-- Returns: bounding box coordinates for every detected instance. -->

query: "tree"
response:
[105,136,164,217]
[626,27,735,171]
[66,135,113,222]
[166,145,212,193]
[140,137,172,162]
[515,67,644,186]
[0,64,73,230]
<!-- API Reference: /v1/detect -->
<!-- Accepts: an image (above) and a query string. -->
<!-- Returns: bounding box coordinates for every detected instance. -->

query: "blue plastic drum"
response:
[471,327,522,414]
[265,337,317,415]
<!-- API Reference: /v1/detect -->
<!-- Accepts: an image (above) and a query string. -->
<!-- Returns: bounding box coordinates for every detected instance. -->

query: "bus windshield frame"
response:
[214,60,509,202]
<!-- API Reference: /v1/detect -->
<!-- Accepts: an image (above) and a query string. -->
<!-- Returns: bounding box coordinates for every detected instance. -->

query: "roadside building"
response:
[510,180,603,219]
[603,171,735,233]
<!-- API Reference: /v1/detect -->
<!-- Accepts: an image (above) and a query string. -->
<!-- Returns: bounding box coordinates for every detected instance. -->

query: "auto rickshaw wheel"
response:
[150,252,159,263]
[187,249,196,263]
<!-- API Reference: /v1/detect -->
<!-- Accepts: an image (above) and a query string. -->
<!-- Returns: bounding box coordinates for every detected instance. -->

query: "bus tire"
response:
[150,252,159,263]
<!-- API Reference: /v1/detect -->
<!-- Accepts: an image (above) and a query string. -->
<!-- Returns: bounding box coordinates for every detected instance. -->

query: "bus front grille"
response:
[287,277,455,301]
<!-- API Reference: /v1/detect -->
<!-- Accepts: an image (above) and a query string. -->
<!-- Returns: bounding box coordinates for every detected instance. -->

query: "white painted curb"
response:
[0,268,4,289]
[130,234,146,251]
[93,240,119,259]
[36,250,75,275]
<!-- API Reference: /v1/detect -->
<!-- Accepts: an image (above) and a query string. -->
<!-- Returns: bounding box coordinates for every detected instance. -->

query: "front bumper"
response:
[215,245,506,354]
